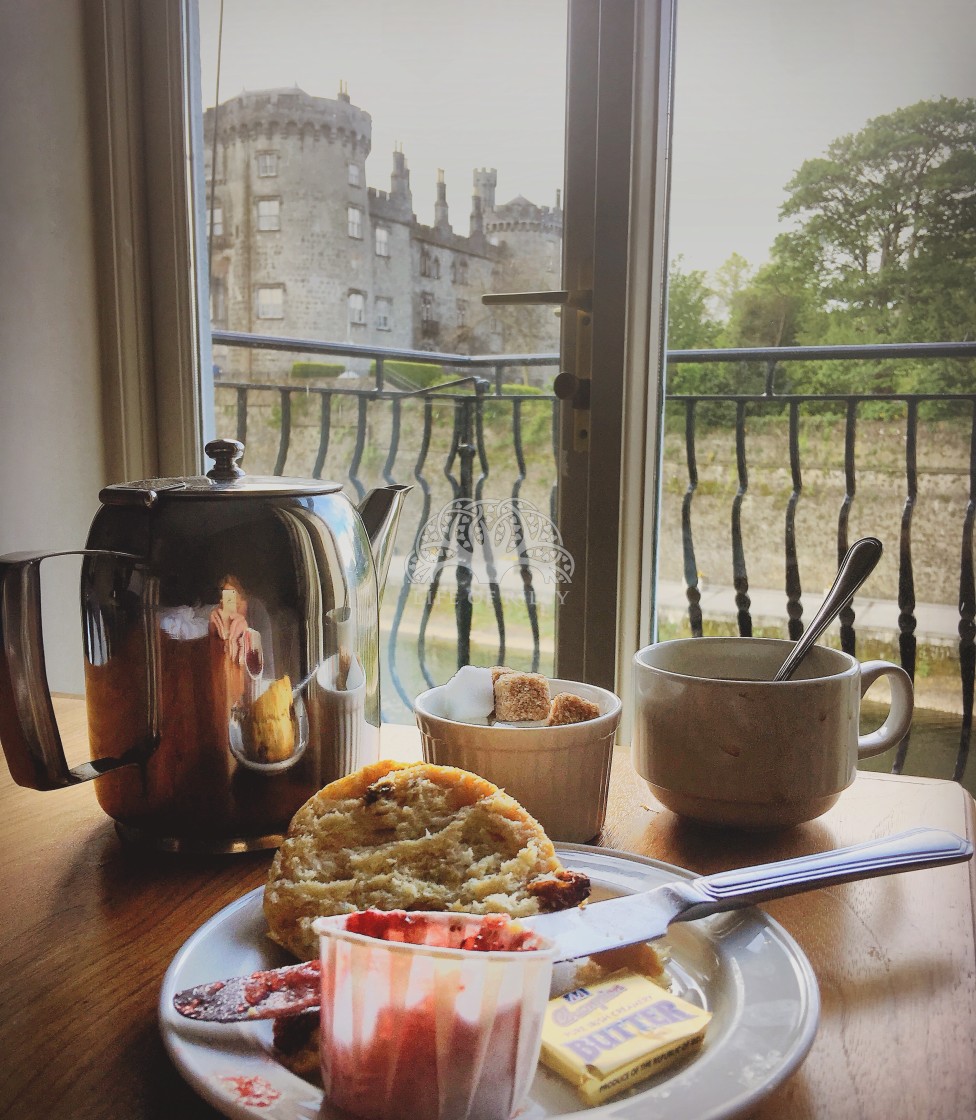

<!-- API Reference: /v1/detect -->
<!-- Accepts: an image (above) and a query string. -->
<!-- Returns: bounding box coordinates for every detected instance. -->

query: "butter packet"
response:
[540,968,711,1105]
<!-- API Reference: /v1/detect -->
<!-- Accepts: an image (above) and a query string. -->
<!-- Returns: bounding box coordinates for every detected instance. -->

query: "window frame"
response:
[257,150,278,177]
[374,226,389,257]
[89,0,675,712]
[84,0,213,479]
[347,289,366,326]
[256,196,281,231]
[255,284,285,319]
[347,204,363,239]
[375,296,392,331]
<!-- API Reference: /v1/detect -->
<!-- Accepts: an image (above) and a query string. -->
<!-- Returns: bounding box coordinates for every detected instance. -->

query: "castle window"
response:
[431,255,441,280]
[456,299,467,327]
[256,151,278,177]
[421,292,434,321]
[348,290,366,326]
[375,297,392,331]
[347,206,363,239]
[375,227,389,257]
[207,204,223,238]
[420,246,430,277]
[255,286,284,319]
[256,198,280,231]
[347,162,361,187]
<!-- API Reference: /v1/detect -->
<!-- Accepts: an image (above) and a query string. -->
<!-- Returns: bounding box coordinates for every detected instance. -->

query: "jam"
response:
[344,909,542,951]
[324,996,523,1120]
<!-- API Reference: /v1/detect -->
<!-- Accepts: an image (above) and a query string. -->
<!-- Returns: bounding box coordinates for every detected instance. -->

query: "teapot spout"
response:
[357,485,411,603]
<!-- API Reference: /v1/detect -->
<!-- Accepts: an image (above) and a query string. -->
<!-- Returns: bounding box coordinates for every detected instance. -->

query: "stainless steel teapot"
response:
[0,439,409,852]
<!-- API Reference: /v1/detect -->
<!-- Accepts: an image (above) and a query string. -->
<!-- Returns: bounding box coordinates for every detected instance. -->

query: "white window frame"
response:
[374,226,389,257]
[347,161,361,186]
[257,150,278,177]
[255,285,284,319]
[347,289,366,326]
[208,202,223,237]
[375,296,392,331]
[347,205,362,239]
[256,197,280,231]
[84,0,213,479]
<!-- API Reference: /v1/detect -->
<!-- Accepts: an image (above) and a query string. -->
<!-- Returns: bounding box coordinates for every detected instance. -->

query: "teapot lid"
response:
[99,440,342,506]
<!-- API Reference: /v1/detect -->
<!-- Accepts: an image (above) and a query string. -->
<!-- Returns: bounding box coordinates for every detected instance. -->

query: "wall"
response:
[0,1,106,694]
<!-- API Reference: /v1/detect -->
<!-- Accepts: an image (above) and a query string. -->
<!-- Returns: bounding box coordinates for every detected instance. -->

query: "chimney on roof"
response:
[434,168,451,231]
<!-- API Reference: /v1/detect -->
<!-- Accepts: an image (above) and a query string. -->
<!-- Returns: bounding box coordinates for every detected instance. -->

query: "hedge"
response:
[292,361,345,379]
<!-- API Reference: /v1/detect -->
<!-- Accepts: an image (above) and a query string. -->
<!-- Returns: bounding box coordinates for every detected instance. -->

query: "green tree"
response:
[666,256,720,350]
[779,96,976,344]
[711,252,753,322]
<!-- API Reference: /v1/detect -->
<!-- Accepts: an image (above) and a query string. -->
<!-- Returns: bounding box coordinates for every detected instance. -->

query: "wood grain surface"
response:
[0,698,973,1120]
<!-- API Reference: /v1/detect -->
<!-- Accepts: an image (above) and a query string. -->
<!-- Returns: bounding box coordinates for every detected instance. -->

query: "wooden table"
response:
[1,697,974,1120]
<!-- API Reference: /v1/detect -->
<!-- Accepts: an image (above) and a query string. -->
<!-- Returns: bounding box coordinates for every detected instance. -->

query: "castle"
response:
[203,86,563,382]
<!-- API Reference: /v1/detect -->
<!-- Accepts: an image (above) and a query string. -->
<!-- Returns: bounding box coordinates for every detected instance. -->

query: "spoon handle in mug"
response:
[774,536,883,682]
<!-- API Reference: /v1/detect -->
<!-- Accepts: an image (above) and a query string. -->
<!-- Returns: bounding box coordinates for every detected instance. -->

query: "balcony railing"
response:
[211,328,976,788]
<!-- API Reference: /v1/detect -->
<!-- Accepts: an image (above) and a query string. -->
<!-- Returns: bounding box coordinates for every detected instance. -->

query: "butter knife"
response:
[173,828,972,1021]
[520,827,972,962]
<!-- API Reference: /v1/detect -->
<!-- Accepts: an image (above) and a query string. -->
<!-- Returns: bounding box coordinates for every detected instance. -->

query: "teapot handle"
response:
[0,550,144,790]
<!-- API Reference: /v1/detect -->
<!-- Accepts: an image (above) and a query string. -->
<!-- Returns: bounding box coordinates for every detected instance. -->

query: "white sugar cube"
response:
[440,665,495,722]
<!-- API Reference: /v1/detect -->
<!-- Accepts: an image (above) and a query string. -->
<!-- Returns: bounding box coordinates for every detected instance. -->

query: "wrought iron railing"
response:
[211,329,976,784]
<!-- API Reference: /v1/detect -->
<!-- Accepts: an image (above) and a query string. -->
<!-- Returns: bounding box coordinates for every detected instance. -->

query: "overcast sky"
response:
[198,0,976,280]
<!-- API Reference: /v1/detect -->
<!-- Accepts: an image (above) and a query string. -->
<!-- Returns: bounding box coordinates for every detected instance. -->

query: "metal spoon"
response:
[773,536,884,682]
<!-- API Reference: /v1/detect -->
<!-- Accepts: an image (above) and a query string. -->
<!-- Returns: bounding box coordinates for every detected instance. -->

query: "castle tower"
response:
[473,167,497,212]
[434,168,450,231]
[391,145,412,206]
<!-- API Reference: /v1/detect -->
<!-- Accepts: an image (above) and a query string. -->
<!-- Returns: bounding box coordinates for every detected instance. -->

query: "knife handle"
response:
[679,827,973,920]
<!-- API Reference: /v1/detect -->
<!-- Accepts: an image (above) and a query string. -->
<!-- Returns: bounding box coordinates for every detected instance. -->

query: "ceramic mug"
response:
[632,637,914,829]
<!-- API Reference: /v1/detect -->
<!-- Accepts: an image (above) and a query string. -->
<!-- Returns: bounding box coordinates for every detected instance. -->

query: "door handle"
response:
[481,289,592,311]
[480,289,593,451]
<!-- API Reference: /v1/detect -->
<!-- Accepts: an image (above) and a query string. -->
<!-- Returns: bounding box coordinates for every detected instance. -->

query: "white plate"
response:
[159,845,819,1120]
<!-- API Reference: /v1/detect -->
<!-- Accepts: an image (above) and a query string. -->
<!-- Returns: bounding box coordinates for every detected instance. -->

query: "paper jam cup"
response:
[313,911,557,1120]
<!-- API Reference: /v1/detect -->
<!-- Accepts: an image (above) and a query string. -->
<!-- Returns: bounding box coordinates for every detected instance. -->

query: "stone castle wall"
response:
[203,87,561,382]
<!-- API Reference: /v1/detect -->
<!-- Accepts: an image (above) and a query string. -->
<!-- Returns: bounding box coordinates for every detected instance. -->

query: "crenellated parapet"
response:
[203,87,372,157]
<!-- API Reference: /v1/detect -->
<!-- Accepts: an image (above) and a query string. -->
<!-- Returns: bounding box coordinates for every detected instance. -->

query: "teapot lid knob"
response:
[205,439,246,481]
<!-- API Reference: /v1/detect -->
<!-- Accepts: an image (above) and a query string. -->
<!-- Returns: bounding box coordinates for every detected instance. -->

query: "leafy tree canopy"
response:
[778,96,976,343]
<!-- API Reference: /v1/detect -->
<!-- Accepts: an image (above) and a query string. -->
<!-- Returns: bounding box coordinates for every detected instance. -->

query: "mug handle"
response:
[857,660,915,759]
[0,549,146,790]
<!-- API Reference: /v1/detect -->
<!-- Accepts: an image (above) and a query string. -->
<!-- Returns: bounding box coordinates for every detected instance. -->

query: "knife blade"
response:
[520,827,973,963]
[173,959,320,1022]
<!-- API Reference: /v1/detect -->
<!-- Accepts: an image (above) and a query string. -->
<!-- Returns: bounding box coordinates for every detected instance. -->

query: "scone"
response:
[264,758,590,960]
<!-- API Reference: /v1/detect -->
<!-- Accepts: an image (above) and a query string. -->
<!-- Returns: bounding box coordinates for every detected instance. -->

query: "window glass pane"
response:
[661,0,976,729]
[196,1,568,720]
[347,290,366,325]
[256,286,284,318]
[257,198,280,230]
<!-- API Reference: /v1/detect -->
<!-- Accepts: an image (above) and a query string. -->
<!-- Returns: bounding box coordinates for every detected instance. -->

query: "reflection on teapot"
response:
[0,439,409,852]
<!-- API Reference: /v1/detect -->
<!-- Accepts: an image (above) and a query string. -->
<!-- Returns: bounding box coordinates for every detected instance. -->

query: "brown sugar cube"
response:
[493,671,551,722]
[490,665,516,685]
[546,692,601,726]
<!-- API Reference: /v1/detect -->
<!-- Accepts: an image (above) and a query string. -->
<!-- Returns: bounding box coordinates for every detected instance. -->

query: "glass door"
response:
[191,0,672,719]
